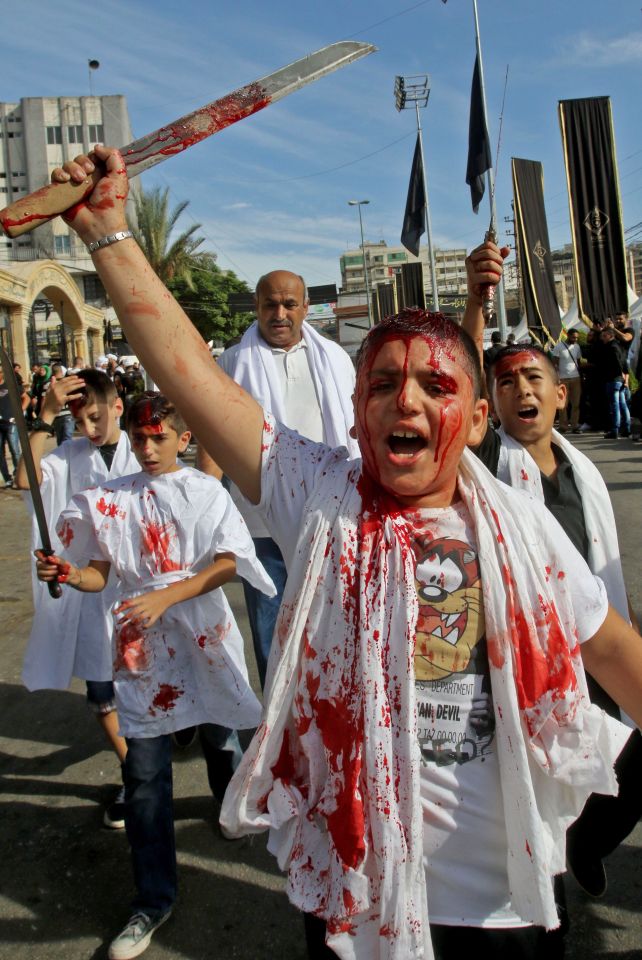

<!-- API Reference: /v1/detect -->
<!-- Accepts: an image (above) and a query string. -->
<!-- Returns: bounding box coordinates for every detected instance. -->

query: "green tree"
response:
[128,185,204,287]
[167,252,254,346]
[129,186,253,345]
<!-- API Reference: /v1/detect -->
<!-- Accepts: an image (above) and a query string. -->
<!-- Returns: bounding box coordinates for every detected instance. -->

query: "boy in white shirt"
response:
[37,392,274,960]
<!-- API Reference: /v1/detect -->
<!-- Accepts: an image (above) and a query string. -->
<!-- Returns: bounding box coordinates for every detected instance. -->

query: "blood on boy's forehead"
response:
[68,391,88,417]
[129,398,164,433]
[357,330,473,388]
[493,349,545,379]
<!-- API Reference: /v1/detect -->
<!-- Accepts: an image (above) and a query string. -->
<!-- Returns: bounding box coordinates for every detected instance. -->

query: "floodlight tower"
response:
[394,74,439,311]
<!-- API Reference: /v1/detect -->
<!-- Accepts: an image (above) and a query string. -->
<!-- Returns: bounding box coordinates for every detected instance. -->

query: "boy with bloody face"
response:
[36,392,274,960]
[53,146,642,960]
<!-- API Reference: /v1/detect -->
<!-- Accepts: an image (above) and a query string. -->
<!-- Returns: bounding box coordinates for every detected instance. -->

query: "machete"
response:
[0,40,375,237]
[0,348,62,598]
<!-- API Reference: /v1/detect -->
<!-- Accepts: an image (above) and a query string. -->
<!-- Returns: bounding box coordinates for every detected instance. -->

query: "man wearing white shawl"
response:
[54,146,642,960]
[215,271,358,686]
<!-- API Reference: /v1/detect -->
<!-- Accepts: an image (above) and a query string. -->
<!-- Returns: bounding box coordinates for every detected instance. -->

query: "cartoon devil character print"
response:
[411,522,496,767]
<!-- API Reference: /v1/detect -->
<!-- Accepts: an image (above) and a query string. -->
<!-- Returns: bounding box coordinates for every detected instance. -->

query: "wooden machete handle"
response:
[0,169,103,238]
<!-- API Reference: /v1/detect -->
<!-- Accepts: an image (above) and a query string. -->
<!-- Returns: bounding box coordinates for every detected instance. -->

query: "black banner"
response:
[511,158,561,340]
[401,261,425,310]
[376,282,396,321]
[558,97,628,323]
[466,54,492,214]
[401,134,425,256]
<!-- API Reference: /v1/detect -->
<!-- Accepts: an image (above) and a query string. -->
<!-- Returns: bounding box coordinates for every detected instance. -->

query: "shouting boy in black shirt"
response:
[463,325,641,901]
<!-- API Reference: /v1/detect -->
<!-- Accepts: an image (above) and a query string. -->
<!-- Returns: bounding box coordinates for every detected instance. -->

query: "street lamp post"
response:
[348,199,373,328]
[394,74,439,311]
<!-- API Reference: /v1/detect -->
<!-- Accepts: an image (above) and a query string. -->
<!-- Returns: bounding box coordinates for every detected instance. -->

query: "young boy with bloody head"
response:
[52,145,642,960]
[36,392,274,960]
[17,368,139,827]
[463,330,642,900]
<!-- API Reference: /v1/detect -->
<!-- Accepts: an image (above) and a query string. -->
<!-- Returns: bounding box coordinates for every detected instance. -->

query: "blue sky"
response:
[4,0,642,289]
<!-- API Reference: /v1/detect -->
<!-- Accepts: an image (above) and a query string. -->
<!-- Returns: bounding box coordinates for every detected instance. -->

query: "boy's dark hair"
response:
[70,369,118,411]
[356,308,482,399]
[486,344,559,388]
[79,369,118,402]
[125,392,188,435]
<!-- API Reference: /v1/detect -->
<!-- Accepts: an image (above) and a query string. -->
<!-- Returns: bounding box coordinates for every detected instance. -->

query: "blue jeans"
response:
[54,414,74,445]
[242,537,287,689]
[123,724,241,916]
[85,679,116,715]
[606,379,631,434]
[0,422,20,481]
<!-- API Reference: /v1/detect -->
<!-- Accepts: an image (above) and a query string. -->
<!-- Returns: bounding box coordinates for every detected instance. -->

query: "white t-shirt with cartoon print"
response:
[409,501,524,927]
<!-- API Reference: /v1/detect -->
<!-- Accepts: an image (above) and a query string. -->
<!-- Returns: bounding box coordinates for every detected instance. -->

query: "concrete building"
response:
[340,241,469,301]
[0,95,137,368]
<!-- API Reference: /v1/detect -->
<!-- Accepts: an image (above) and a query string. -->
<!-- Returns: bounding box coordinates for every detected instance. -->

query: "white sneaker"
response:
[108,911,171,960]
[103,785,126,829]
[579,423,592,432]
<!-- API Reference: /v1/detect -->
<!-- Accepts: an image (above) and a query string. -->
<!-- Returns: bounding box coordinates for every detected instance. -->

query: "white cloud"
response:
[559,31,642,67]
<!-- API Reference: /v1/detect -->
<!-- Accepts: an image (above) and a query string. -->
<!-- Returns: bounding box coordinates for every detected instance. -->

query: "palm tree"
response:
[128,186,204,289]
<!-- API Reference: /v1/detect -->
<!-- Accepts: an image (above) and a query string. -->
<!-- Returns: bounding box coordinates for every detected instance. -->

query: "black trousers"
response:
[567,728,642,863]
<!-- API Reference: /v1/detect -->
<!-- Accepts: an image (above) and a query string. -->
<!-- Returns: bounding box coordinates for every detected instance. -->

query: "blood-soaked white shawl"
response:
[221,439,627,960]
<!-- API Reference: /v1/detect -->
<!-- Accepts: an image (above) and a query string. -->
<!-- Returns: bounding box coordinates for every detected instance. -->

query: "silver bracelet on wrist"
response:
[87,230,133,253]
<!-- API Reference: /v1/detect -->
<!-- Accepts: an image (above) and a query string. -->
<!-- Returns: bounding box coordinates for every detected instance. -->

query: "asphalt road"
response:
[0,434,640,960]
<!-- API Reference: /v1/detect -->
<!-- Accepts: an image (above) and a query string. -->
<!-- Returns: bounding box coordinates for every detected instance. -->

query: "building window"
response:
[88,124,104,142]
[54,235,71,254]
[83,274,107,304]
[68,125,83,143]
[0,187,7,194]
[47,126,63,145]
[12,171,26,177]
[7,132,21,139]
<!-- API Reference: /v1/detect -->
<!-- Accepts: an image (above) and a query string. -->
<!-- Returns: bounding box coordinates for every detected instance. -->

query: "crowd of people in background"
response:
[0,351,149,488]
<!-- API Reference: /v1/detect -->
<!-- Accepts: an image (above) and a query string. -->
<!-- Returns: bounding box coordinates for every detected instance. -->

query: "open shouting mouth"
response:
[517,406,538,421]
[387,429,428,458]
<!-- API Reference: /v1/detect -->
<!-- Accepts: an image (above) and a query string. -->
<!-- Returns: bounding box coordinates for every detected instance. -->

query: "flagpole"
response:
[472,0,507,339]
[415,102,439,311]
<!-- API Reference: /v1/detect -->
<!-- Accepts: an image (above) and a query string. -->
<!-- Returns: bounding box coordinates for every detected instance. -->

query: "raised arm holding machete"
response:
[0,41,375,237]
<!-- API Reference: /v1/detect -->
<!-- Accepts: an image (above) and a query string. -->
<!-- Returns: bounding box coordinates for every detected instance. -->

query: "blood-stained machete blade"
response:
[0,348,61,598]
[122,40,375,178]
[0,40,376,238]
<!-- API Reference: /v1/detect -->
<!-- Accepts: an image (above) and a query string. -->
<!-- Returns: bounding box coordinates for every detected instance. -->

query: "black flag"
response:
[466,54,491,213]
[401,134,425,257]
[558,96,628,322]
[512,158,561,341]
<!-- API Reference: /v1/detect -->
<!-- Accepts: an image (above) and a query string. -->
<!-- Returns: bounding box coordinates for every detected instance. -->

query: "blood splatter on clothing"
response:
[55,467,274,738]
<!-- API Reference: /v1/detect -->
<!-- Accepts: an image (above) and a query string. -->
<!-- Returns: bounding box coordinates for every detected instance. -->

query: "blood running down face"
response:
[353,310,487,509]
